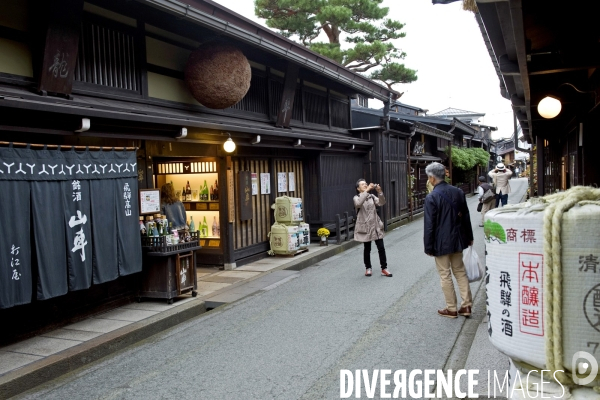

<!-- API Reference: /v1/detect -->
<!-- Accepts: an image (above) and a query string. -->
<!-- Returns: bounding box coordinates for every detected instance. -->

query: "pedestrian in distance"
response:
[423,162,474,318]
[353,179,392,277]
[477,176,495,227]
[488,163,513,207]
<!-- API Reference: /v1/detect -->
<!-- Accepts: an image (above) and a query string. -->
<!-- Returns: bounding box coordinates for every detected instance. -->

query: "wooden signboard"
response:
[238,171,252,221]
[38,0,83,95]
[227,170,234,223]
[275,63,299,127]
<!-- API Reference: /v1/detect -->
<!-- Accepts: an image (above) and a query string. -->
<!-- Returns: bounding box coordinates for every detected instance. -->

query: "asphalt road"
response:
[17,179,529,400]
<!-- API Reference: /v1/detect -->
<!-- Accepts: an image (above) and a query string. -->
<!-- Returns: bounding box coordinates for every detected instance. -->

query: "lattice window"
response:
[74,19,139,91]
[304,90,328,125]
[229,73,268,115]
[330,97,349,128]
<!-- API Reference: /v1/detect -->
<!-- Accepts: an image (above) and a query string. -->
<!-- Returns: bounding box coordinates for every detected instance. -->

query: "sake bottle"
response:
[213,180,219,200]
[202,216,208,237]
[189,216,195,232]
[201,180,209,201]
[212,216,217,237]
[186,181,192,201]
[210,185,214,201]
[139,216,146,236]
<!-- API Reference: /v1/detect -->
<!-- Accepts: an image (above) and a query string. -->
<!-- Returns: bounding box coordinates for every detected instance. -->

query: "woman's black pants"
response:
[363,239,387,269]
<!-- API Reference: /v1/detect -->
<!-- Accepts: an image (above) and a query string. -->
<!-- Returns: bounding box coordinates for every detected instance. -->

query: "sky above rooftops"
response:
[213,0,515,140]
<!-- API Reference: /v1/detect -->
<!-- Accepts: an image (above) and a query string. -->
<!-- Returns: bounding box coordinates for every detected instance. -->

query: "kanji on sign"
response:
[68,210,88,227]
[72,180,81,190]
[507,228,518,242]
[521,286,539,307]
[500,271,512,290]
[520,229,536,243]
[71,228,88,261]
[10,245,19,255]
[579,254,599,273]
[501,319,513,336]
[522,309,540,328]
[521,261,540,283]
[500,290,512,307]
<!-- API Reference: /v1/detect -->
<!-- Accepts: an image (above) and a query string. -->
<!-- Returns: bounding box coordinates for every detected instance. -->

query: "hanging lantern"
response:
[184,41,251,109]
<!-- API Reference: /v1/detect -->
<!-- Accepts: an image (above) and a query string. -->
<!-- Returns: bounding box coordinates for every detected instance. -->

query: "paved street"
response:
[16,179,528,400]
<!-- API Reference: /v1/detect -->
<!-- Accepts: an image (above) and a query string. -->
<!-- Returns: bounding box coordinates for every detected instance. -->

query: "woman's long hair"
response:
[161,183,179,205]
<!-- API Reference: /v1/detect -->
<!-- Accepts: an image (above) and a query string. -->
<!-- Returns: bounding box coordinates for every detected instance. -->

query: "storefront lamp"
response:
[538,96,562,119]
[223,134,236,153]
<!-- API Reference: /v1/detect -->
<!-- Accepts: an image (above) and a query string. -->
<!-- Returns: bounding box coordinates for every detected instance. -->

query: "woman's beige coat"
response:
[488,169,513,194]
[353,191,386,242]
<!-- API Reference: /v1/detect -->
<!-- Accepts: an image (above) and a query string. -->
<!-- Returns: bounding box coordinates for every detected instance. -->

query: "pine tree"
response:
[255,0,417,92]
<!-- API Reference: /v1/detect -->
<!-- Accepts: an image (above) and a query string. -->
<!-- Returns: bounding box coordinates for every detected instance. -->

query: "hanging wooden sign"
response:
[238,171,252,221]
[227,170,234,223]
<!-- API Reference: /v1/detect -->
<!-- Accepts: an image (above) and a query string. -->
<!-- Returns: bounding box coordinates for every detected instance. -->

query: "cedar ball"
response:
[184,42,251,109]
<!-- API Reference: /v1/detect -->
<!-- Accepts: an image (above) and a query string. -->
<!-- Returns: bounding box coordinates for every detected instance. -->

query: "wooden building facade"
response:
[0,0,394,340]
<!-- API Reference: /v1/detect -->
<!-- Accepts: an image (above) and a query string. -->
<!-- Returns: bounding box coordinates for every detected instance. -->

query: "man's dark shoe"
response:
[381,269,392,277]
[437,309,458,318]
[365,268,372,277]
[458,306,472,317]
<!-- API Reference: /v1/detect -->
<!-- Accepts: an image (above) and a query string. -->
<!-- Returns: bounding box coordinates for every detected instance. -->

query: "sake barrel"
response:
[271,196,303,225]
[269,223,300,255]
[485,200,600,380]
[298,223,310,248]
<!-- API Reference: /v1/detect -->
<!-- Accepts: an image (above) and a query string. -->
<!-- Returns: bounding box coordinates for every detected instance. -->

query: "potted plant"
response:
[317,228,330,246]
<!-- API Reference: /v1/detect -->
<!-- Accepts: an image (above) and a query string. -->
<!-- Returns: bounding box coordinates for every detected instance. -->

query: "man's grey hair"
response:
[425,162,446,182]
[356,178,366,190]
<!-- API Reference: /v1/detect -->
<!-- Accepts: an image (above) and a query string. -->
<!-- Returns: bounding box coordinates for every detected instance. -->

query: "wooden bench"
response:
[308,210,356,244]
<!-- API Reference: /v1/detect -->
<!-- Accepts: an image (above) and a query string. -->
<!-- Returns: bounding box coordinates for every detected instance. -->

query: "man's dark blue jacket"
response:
[423,181,474,256]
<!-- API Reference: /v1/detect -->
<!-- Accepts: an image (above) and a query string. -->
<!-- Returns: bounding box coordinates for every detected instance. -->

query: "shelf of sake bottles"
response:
[182,201,220,211]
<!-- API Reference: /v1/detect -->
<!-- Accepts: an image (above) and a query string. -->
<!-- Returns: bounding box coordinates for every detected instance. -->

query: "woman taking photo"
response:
[353,179,392,277]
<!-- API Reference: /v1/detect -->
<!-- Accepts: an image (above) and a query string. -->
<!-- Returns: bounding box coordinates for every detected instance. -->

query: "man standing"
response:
[424,162,474,318]
[477,176,495,227]
[488,163,513,207]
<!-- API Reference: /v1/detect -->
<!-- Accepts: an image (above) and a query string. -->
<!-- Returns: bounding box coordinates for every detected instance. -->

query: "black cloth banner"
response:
[90,179,118,284]
[115,178,142,276]
[32,181,68,300]
[62,179,92,291]
[0,181,32,309]
[0,146,140,308]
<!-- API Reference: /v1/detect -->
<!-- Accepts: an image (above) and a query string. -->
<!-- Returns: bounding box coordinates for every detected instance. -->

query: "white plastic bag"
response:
[463,246,483,282]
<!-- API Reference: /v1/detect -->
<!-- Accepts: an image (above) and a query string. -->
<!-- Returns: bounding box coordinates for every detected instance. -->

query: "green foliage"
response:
[447,146,490,171]
[254,0,417,91]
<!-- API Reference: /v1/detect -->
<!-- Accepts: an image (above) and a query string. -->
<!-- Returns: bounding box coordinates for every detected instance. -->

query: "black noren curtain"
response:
[0,146,141,309]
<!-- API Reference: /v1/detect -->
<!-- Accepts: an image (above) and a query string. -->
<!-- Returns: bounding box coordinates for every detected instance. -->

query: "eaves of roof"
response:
[0,86,372,147]
[452,118,477,136]
[139,0,394,102]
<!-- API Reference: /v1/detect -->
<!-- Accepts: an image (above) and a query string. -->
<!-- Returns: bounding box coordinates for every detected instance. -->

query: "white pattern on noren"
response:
[15,163,25,174]
[38,165,49,175]
[3,162,14,173]
[26,163,35,174]
[48,164,57,174]
[65,165,74,174]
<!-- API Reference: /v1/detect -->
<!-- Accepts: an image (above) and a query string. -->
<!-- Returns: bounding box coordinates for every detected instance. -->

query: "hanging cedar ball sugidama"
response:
[184,42,251,109]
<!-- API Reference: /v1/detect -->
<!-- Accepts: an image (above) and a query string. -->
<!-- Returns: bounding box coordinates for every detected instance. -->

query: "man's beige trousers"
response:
[434,252,473,312]
[481,200,495,225]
